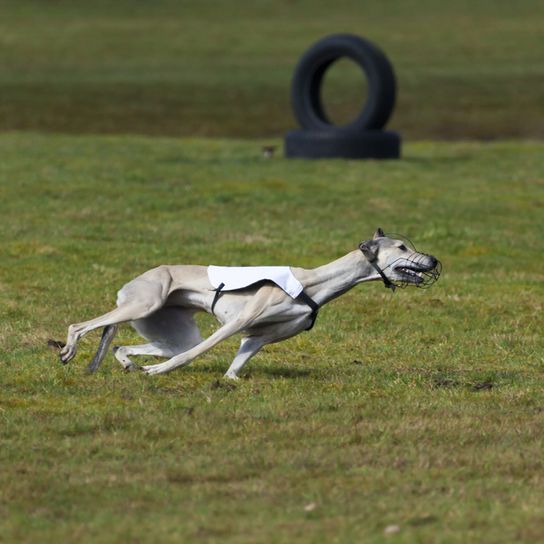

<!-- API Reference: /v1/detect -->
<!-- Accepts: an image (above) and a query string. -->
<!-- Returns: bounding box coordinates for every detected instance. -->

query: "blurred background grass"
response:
[1,0,543,139]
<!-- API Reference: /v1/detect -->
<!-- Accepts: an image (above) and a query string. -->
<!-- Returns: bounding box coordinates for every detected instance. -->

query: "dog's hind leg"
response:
[60,271,172,365]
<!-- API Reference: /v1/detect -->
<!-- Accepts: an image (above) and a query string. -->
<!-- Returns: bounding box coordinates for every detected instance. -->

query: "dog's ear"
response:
[373,227,385,239]
[359,239,379,261]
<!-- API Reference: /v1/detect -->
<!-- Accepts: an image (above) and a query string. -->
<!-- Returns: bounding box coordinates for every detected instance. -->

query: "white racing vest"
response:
[207,265,304,299]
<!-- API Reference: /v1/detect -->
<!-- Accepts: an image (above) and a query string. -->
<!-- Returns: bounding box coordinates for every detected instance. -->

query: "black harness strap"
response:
[297,290,320,331]
[359,244,396,292]
[211,282,225,314]
[367,258,396,291]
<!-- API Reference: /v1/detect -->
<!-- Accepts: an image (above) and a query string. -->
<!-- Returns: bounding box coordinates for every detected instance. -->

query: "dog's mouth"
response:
[394,264,427,284]
[390,257,442,289]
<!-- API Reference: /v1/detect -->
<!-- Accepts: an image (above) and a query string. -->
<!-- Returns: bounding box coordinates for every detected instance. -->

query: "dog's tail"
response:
[86,324,118,374]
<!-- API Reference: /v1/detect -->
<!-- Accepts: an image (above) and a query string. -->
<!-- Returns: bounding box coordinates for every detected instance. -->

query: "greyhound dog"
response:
[59,229,441,379]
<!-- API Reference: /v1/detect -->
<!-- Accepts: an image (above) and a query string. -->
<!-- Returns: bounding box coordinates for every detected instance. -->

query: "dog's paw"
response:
[59,345,76,364]
[48,339,66,350]
[142,362,173,375]
[123,362,142,373]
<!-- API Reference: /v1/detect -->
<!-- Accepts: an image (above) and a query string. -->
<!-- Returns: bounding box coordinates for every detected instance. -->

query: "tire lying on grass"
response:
[285,33,400,159]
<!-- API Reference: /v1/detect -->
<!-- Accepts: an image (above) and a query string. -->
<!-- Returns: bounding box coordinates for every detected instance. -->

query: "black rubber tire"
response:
[284,129,401,159]
[291,34,396,132]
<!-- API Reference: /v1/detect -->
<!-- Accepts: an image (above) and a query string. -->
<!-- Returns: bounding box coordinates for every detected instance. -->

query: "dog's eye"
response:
[399,244,407,251]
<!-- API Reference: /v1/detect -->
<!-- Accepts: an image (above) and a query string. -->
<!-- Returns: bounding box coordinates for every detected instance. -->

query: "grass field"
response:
[1,134,543,542]
[1,0,544,139]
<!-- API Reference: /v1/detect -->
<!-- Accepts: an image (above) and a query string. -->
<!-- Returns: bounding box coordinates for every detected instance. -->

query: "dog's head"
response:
[359,228,441,289]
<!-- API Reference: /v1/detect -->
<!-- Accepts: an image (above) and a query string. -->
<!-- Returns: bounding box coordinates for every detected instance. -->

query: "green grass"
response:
[1,0,544,139]
[1,134,543,542]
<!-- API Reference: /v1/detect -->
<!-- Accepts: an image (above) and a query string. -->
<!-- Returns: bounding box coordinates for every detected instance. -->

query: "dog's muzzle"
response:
[360,232,442,291]
[386,252,442,289]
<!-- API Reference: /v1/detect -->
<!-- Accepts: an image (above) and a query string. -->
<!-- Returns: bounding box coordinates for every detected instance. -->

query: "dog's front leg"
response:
[113,343,176,372]
[143,287,282,376]
[224,337,265,380]
[142,317,249,375]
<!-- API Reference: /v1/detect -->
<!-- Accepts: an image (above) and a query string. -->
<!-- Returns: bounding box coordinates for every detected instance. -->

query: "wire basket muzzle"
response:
[386,252,442,289]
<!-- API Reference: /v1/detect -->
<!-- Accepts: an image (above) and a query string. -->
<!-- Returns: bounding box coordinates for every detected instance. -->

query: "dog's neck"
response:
[296,250,381,307]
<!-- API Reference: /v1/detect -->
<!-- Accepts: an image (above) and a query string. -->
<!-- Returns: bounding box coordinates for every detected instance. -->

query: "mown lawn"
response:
[1,0,543,139]
[0,134,543,543]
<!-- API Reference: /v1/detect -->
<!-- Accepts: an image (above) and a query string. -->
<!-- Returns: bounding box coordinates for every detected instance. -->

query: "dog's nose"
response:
[428,255,438,268]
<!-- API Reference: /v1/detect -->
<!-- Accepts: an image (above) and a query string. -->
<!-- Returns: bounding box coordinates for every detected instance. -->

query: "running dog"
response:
[59,229,441,379]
